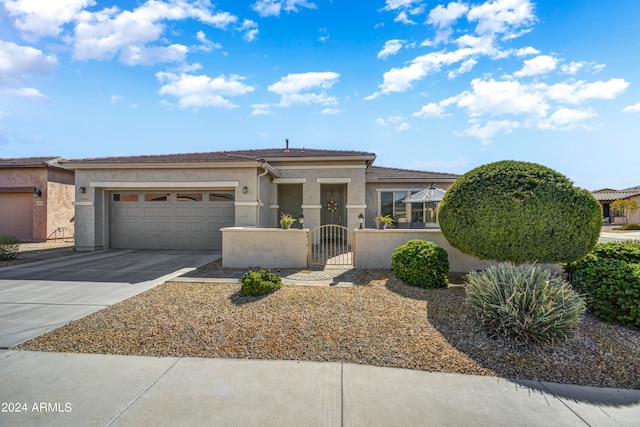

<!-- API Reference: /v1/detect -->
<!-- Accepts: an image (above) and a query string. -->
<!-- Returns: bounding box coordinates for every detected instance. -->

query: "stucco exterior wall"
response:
[354,229,493,272]
[46,181,75,239]
[0,168,74,241]
[222,227,308,268]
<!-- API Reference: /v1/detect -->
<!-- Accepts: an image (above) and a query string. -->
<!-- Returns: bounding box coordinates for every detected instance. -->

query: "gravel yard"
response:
[18,270,640,390]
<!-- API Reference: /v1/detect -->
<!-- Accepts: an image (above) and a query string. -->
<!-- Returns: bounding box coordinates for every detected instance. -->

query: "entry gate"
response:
[308,225,354,266]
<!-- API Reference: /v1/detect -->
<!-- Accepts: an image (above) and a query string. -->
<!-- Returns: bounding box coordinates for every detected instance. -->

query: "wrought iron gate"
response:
[308,225,354,266]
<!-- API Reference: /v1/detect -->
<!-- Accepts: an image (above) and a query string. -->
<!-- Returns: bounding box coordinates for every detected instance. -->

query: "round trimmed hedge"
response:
[438,160,602,264]
[391,240,449,288]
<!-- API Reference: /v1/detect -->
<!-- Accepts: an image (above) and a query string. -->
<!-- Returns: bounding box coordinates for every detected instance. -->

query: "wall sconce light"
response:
[79,186,86,194]
[358,212,364,229]
[32,187,42,198]
[242,186,248,194]
[298,214,305,229]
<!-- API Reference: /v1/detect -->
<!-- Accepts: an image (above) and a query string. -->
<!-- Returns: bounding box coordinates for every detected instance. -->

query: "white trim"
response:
[301,204,322,209]
[375,187,424,192]
[270,204,280,209]
[90,181,240,189]
[72,201,94,206]
[235,201,259,207]
[273,178,307,184]
[346,204,367,209]
[277,165,366,170]
[317,178,352,184]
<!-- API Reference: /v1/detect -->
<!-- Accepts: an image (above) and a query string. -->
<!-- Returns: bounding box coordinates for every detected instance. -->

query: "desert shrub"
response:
[438,160,602,264]
[240,269,283,296]
[572,256,640,328]
[615,224,640,230]
[466,263,586,346]
[0,234,20,261]
[391,240,449,289]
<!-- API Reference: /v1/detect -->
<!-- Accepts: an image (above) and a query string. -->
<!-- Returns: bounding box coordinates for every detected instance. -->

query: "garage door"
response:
[0,193,33,241]
[110,191,235,250]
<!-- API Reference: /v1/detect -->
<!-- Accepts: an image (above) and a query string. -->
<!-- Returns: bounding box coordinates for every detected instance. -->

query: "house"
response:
[592,186,640,224]
[61,148,459,252]
[0,157,75,242]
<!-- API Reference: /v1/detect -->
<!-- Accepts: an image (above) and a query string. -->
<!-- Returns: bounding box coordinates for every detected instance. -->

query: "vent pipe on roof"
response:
[285,138,289,152]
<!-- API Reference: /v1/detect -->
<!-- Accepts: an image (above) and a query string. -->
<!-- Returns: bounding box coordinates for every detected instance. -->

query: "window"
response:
[144,193,170,202]
[380,191,409,222]
[209,193,235,202]
[113,193,138,202]
[412,201,439,223]
[177,193,202,202]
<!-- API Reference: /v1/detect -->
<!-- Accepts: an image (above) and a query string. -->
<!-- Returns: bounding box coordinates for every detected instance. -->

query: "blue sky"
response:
[1,0,638,190]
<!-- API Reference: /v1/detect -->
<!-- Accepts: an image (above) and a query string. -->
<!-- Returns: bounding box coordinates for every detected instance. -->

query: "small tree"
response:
[611,199,639,225]
[438,160,602,264]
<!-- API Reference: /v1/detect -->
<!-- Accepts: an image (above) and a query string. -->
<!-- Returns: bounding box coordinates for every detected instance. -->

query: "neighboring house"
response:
[0,157,75,241]
[61,148,459,252]
[592,186,640,224]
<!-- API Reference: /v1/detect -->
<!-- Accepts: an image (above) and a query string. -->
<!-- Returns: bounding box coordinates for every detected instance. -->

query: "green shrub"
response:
[391,240,449,289]
[572,256,640,328]
[615,224,640,230]
[240,269,283,296]
[590,240,640,263]
[466,263,586,346]
[438,160,602,264]
[0,234,20,261]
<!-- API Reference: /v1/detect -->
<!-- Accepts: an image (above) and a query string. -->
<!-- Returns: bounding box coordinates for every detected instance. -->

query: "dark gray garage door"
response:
[110,191,235,250]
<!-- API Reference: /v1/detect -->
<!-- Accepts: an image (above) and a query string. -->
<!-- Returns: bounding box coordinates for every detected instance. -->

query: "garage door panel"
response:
[110,192,234,250]
[0,193,33,240]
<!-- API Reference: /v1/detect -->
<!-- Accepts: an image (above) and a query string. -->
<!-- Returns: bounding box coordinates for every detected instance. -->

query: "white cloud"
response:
[451,78,549,118]
[413,102,449,118]
[110,94,124,104]
[396,122,413,131]
[0,41,58,83]
[460,119,521,144]
[448,58,477,79]
[536,107,596,130]
[156,72,255,110]
[3,0,94,38]
[513,54,557,77]
[377,39,405,59]
[560,61,584,75]
[382,0,425,24]
[467,0,535,36]
[545,78,630,104]
[321,108,341,115]
[268,72,340,107]
[251,103,273,115]
[72,1,237,64]
[623,103,640,113]
[0,87,49,101]
[196,31,222,52]
[252,0,316,18]
[239,19,259,42]
[515,46,539,56]
[427,2,469,28]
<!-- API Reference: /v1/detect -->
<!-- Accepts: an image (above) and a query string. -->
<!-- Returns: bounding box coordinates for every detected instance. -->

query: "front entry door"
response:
[321,185,346,226]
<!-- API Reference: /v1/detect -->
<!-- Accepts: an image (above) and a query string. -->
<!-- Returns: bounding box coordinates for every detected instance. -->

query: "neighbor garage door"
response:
[0,192,33,241]
[110,191,235,250]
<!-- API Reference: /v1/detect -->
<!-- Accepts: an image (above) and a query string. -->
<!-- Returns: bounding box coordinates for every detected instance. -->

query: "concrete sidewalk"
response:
[1,351,639,427]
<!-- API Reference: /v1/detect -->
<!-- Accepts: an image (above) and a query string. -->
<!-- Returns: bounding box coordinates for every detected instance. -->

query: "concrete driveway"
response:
[0,249,221,348]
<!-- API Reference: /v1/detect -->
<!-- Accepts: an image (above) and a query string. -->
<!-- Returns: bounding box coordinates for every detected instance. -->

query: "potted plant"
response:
[279,213,297,229]
[374,214,395,229]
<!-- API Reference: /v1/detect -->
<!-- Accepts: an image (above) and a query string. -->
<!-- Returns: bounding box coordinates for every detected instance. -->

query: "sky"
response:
[1,0,639,191]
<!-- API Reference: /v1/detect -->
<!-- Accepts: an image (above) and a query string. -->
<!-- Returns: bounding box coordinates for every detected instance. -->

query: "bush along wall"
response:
[572,241,640,328]
[0,234,20,261]
[391,240,449,289]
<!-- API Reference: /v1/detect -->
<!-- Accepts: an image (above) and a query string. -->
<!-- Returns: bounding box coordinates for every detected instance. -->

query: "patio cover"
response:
[402,184,446,203]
